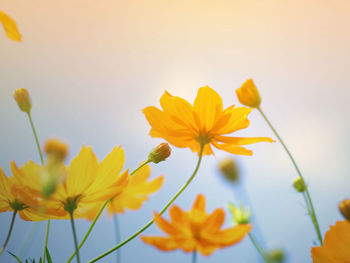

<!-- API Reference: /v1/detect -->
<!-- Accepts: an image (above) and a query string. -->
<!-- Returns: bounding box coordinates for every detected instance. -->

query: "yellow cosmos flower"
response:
[236,79,261,108]
[21,145,129,220]
[108,164,164,214]
[0,163,45,221]
[143,86,273,156]
[141,194,251,256]
[0,11,21,42]
[311,220,350,262]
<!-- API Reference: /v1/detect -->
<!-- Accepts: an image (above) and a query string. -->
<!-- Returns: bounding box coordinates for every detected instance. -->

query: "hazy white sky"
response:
[1,1,349,262]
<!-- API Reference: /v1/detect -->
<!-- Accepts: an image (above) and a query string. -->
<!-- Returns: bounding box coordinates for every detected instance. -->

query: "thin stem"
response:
[88,144,205,263]
[113,214,121,263]
[69,211,81,263]
[130,160,151,176]
[42,220,50,262]
[27,113,44,164]
[0,210,17,256]
[257,107,323,245]
[192,251,197,263]
[248,233,271,263]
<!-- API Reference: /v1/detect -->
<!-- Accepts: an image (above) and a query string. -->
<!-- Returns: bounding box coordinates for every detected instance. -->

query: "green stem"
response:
[88,144,205,263]
[66,160,151,263]
[192,251,197,263]
[257,107,323,245]
[27,112,44,164]
[0,210,17,256]
[27,112,53,261]
[69,211,81,263]
[130,160,151,176]
[113,214,121,263]
[248,233,271,263]
[42,220,50,262]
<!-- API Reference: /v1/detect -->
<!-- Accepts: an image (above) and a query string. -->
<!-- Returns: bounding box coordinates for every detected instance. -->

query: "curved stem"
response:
[69,211,81,263]
[27,113,44,164]
[113,214,121,263]
[192,251,197,263]
[248,233,271,263]
[257,107,323,245]
[66,160,152,263]
[0,210,17,256]
[88,145,205,263]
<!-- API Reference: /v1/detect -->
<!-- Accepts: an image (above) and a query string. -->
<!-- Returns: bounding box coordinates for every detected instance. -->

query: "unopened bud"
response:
[13,88,32,113]
[148,143,171,163]
[41,162,66,199]
[218,158,239,183]
[236,79,261,108]
[228,202,251,225]
[293,177,306,192]
[44,138,69,162]
[339,199,350,222]
[267,248,285,263]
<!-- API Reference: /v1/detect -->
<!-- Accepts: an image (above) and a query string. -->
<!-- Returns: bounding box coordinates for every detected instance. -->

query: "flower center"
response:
[195,133,212,145]
[10,199,27,211]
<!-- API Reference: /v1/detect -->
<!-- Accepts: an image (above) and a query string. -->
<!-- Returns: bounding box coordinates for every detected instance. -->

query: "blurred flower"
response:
[22,146,129,219]
[228,202,251,225]
[292,177,307,192]
[218,158,239,183]
[236,79,261,108]
[339,199,350,222]
[0,11,21,42]
[267,248,285,263]
[107,164,163,214]
[143,86,273,156]
[141,194,251,255]
[311,220,350,262]
[0,163,45,221]
[13,88,31,113]
[148,143,171,164]
[44,138,69,162]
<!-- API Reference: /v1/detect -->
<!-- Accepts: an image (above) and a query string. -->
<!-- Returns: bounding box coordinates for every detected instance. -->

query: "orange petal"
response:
[154,212,183,236]
[141,236,179,251]
[201,224,251,246]
[203,208,225,233]
[196,241,219,256]
[192,194,206,212]
[193,86,223,134]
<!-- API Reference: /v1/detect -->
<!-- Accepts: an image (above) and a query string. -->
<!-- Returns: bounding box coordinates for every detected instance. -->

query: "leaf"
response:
[45,247,53,263]
[7,251,23,263]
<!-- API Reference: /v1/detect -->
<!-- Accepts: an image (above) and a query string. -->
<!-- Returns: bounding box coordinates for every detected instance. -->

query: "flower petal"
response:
[216,135,274,145]
[0,11,21,42]
[192,194,206,212]
[201,224,251,246]
[212,141,253,156]
[193,86,223,133]
[203,208,225,233]
[154,212,184,236]
[141,236,179,251]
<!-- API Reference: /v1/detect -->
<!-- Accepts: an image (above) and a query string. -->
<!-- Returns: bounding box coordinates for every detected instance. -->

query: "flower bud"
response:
[44,138,69,162]
[339,199,350,222]
[218,158,239,183]
[13,88,32,113]
[228,202,251,225]
[236,79,261,108]
[148,143,171,164]
[267,248,285,263]
[293,177,306,192]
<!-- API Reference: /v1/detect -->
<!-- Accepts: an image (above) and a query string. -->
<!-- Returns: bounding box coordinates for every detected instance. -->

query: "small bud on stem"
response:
[13,88,32,113]
[148,143,171,164]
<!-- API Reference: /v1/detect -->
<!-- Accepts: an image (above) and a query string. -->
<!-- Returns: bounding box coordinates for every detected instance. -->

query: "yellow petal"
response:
[160,91,198,133]
[0,167,12,199]
[66,146,98,197]
[196,242,218,256]
[212,141,253,156]
[216,135,274,145]
[169,205,189,225]
[18,161,43,192]
[212,106,251,135]
[193,86,223,133]
[0,11,21,42]
[191,194,206,212]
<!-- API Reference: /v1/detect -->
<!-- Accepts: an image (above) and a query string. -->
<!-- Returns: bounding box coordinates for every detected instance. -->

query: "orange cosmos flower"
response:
[0,11,21,42]
[143,86,273,156]
[311,220,350,262]
[141,194,251,256]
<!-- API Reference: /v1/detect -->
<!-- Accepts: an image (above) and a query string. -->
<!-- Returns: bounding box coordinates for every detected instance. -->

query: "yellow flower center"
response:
[195,133,212,146]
